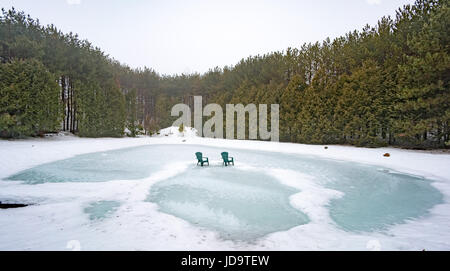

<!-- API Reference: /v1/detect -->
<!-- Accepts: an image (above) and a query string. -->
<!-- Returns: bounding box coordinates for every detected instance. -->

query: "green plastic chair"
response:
[195,152,209,167]
[221,152,234,166]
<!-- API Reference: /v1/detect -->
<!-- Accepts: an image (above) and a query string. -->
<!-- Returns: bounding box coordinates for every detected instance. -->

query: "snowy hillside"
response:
[157,126,198,138]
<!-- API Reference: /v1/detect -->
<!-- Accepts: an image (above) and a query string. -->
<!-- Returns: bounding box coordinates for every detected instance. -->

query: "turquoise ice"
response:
[147,167,309,240]
[84,201,121,220]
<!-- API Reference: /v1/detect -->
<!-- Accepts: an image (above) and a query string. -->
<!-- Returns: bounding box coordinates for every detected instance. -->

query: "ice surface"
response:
[325,165,443,232]
[84,201,121,220]
[147,167,309,240]
[7,145,191,184]
[3,144,445,240]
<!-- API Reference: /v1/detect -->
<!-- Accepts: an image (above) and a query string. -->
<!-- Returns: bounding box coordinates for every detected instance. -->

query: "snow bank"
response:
[157,126,198,138]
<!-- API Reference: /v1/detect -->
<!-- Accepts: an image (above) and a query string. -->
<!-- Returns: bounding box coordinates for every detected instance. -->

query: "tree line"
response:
[0,0,448,148]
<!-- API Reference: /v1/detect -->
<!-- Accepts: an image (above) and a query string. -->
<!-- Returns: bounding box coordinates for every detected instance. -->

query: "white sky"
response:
[1,0,416,75]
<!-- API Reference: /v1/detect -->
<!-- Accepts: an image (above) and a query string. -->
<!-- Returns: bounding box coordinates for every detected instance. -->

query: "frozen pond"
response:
[6,144,444,239]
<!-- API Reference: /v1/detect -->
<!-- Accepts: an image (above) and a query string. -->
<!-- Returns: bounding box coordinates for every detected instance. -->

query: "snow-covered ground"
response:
[1,128,450,251]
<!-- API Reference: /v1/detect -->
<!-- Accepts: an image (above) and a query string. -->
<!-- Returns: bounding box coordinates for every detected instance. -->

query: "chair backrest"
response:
[221,152,228,160]
[195,152,203,161]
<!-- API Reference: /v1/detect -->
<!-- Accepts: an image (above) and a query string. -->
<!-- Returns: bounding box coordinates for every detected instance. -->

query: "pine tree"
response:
[394,0,449,148]
[0,59,61,137]
[280,75,306,141]
[125,88,138,137]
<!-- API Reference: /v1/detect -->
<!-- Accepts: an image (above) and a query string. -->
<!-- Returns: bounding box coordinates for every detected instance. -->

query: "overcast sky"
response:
[2,0,416,75]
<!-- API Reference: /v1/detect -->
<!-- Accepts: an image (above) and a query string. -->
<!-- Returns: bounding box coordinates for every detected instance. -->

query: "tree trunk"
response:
[61,75,66,131]
[66,78,71,132]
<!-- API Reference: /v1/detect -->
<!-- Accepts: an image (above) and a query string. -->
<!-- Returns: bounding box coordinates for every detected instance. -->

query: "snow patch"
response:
[157,126,198,138]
